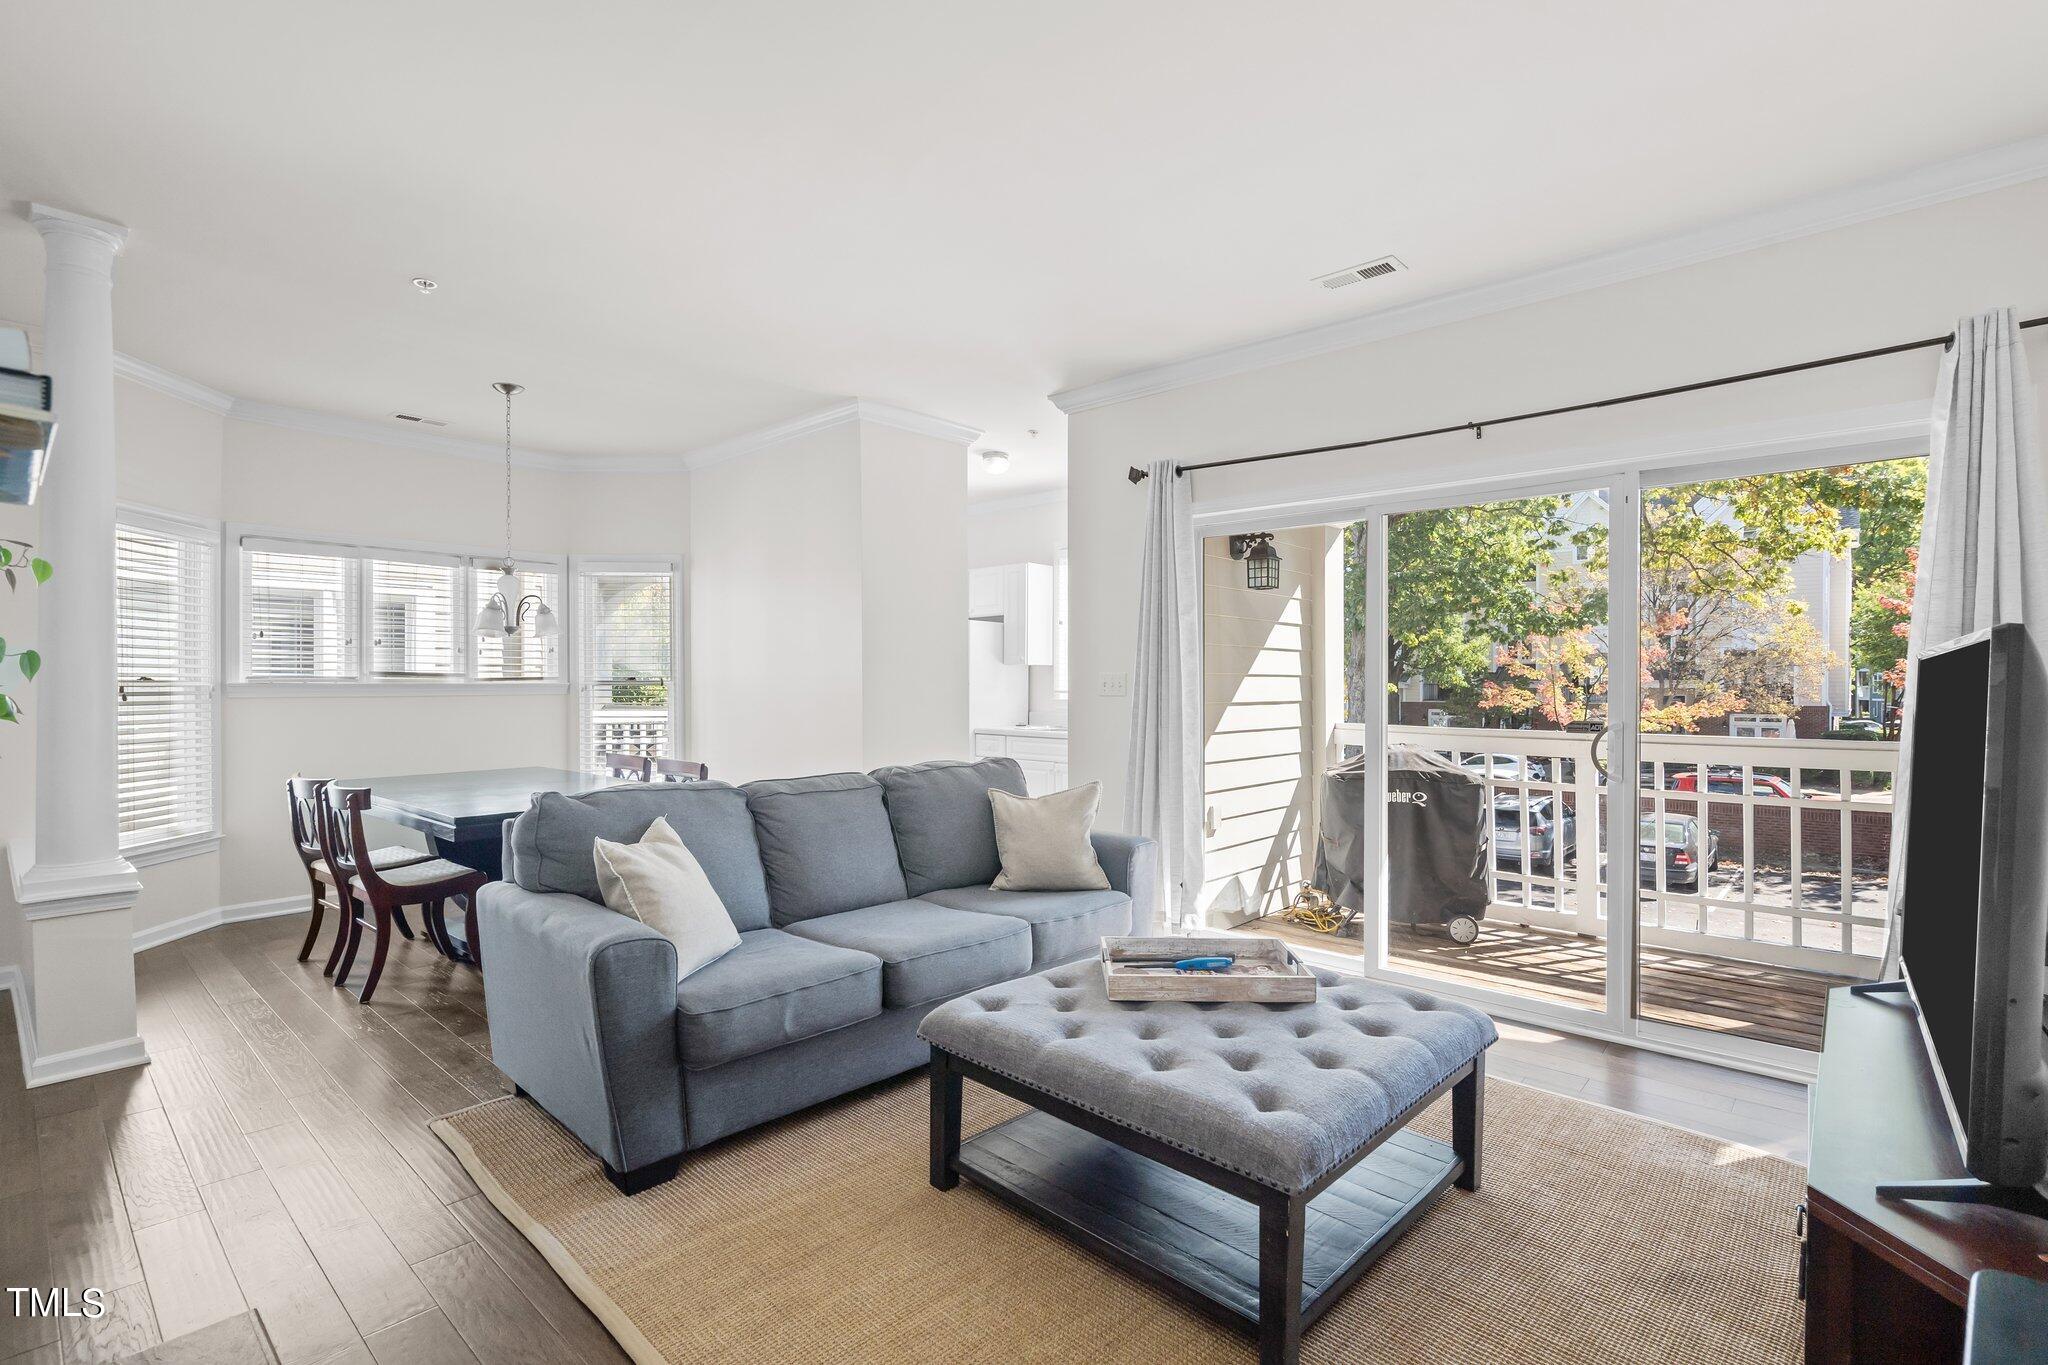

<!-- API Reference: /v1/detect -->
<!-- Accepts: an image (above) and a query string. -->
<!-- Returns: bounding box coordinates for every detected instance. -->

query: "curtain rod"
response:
[1125,313,2048,485]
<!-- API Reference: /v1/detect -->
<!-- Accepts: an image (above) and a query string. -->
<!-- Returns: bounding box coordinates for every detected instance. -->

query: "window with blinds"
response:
[473,562,562,681]
[243,542,359,679]
[370,557,460,677]
[575,565,675,771]
[116,516,218,851]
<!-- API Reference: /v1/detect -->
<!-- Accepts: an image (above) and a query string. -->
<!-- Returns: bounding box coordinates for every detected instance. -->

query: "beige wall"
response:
[1068,178,2048,829]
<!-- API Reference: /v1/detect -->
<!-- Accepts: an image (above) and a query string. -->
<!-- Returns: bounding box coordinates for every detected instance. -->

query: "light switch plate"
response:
[1098,673,1128,698]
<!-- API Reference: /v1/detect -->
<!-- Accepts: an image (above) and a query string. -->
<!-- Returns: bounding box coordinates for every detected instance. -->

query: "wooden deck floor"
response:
[1249,914,1849,1052]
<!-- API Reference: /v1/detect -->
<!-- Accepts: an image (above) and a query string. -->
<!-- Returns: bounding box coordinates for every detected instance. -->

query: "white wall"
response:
[1068,178,2048,826]
[688,425,866,782]
[859,424,968,769]
[967,493,1067,721]
[0,382,695,969]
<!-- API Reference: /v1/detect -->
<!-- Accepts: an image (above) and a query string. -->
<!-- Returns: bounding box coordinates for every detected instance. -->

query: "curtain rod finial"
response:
[1127,466,1149,484]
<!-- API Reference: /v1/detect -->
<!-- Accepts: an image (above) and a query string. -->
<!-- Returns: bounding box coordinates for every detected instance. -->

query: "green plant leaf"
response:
[17,650,38,682]
[0,547,13,566]
[29,558,50,584]
[0,695,17,722]
[3,568,13,591]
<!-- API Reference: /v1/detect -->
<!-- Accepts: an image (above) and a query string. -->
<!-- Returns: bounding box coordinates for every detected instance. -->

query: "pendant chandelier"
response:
[473,381,559,640]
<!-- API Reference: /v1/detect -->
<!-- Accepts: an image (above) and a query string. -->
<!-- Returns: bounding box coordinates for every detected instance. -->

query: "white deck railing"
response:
[1332,722,1895,978]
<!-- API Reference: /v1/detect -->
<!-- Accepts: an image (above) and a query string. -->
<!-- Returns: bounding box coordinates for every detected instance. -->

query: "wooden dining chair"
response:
[287,775,430,968]
[599,752,653,781]
[650,757,710,783]
[325,786,487,1002]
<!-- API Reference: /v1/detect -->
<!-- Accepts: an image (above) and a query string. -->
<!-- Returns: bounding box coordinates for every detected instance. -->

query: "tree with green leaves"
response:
[1345,497,1601,723]
[0,537,50,723]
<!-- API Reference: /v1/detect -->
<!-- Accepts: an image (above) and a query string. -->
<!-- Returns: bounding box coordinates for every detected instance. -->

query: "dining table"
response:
[337,765,620,883]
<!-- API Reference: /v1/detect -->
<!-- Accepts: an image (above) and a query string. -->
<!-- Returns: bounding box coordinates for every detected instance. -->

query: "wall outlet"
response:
[1098,673,1128,698]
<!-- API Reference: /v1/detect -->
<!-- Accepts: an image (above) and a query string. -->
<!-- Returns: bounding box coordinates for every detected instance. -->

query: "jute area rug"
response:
[433,1075,1803,1365]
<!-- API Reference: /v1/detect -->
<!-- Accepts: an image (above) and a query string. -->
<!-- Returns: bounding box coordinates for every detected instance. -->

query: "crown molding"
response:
[103,350,981,476]
[851,399,982,447]
[112,352,235,414]
[682,398,983,472]
[966,487,1065,516]
[1049,132,2048,416]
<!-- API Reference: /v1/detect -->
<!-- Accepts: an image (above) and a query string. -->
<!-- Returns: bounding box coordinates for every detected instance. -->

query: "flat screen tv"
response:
[1894,622,2048,1199]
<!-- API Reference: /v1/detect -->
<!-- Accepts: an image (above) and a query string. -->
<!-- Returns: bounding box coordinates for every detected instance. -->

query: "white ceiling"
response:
[4,1,2048,501]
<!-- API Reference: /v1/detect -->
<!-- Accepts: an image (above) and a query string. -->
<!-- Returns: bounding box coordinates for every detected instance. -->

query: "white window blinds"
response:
[116,517,218,850]
[473,563,562,681]
[576,566,674,771]
[370,556,460,678]
[243,542,359,679]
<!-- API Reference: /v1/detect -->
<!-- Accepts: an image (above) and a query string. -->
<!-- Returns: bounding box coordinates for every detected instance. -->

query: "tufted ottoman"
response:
[919,961,1496,1365]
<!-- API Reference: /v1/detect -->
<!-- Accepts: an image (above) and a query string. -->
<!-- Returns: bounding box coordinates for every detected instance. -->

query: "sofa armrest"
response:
[1092,832,1158,926]
[478,882,683,1176]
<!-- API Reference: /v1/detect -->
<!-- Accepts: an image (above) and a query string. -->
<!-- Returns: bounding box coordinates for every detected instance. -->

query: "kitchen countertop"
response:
[972,725,1069,740]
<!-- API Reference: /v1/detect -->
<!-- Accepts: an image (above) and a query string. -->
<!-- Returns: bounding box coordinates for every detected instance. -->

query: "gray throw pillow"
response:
[990,783,1111,892]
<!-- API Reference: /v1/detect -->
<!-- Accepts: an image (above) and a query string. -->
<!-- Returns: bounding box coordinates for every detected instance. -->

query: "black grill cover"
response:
[1316,747,1489,928]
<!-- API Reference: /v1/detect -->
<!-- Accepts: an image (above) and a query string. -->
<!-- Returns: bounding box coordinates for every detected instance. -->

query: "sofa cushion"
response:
[783,902,1031,1009]
[674,928,882,1070]
[742,773,908,924]
[511,783,773,931]
[870,757,1029,897]
[917,885,1131,969]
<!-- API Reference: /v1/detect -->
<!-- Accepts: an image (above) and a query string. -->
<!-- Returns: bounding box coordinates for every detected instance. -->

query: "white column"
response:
[7,204,144,1086]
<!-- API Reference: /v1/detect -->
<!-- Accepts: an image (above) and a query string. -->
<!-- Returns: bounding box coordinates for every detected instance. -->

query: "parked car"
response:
[1639,813,1720,891]
[1493,793,1575,872]
[1830,718,1884,737]
[1671,768,1795,799]
[1461,752,1553,783]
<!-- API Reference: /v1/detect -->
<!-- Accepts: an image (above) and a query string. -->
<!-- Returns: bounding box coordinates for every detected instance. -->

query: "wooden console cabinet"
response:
[1803,987,2048,1363]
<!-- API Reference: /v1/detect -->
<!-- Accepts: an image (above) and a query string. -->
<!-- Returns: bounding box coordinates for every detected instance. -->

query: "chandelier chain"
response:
[502,384,514,566]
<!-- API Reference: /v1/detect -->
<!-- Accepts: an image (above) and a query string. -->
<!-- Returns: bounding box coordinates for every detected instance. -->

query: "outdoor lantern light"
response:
[1230,532,1282,590]
[473,381,559,639]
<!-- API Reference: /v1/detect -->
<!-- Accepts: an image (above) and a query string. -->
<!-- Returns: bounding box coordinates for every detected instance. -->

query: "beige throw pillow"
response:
[593,816,742,980]
[990,783,1112,892]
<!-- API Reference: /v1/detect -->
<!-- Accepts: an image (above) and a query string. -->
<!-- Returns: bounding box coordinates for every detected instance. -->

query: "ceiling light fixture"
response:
[411,277,438,294]
[473,381,558,641]
[980,449,1011,475]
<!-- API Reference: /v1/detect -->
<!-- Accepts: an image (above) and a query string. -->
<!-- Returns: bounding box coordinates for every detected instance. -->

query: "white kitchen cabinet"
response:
[971,729,1069,796]
[967,562,1055,666]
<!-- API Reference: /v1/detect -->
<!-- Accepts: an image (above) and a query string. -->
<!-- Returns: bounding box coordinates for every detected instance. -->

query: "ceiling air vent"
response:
[391,413,448,427]
[1313,256,1407,290]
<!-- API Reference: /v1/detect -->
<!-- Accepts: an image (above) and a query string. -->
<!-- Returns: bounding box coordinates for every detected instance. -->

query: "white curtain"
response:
[1882,307,2048,973]
[1124,460,1204,932]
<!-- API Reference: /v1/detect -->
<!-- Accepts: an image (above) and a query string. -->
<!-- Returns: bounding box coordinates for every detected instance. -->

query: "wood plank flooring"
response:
[0,913,628,1365]
[1255,914,1847,1052]
[0,909,1810,1363]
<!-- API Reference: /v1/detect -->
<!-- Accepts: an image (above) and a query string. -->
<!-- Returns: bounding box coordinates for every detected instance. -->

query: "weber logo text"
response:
[1387,790,1429,806]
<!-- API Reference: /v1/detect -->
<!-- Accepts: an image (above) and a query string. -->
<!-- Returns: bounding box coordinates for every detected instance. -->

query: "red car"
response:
[1670,769,1794,798]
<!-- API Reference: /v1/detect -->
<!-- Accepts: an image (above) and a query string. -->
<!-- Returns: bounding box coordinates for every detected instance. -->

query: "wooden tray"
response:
[1099,934,1317,1003]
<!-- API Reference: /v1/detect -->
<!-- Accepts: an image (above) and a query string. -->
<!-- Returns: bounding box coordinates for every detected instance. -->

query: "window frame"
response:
[224,523,568,696]
[568,555,685,773]
[116,503,224,866]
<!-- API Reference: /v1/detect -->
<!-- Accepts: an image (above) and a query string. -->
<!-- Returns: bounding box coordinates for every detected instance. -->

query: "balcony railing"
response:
[1332,722,1894,978]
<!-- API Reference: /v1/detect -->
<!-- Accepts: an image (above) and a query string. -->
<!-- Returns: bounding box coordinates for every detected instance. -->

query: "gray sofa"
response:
[478,756,1157,1192]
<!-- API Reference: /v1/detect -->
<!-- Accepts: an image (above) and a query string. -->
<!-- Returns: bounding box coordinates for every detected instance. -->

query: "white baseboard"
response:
[0,895,305,1088]
[131,895,303,953]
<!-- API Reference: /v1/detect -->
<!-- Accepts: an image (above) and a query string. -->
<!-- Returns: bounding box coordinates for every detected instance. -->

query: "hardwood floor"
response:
[0,909,1810,1362]
[0,913,627,1365]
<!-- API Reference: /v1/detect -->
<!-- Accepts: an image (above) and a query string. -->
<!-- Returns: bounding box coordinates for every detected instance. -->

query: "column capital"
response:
[29,203,129,275]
